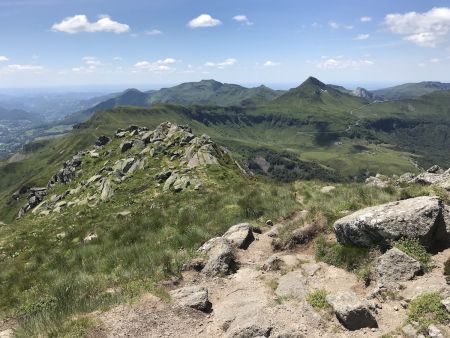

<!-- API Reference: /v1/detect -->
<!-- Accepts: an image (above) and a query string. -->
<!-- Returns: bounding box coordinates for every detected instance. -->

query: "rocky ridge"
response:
[14,122,236,219]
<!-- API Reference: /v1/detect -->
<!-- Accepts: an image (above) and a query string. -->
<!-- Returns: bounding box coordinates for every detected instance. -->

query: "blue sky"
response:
[0,0,450,89]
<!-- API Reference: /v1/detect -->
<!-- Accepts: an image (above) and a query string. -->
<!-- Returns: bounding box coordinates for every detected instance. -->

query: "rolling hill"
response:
[372,81,450,100]
[0,106,41,123]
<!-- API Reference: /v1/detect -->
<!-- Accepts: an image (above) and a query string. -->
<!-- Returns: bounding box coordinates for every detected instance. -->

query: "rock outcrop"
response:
[16,122,237,218]
[333,196,450,249]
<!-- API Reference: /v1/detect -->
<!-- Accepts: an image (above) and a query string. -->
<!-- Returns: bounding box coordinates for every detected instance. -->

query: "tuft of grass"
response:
[407,293,449,334]
[306,289,330,311]
[314,235,370,273]
[394,238,432,272]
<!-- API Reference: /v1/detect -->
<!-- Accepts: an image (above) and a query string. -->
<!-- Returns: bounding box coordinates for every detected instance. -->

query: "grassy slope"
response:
[0,127,301,336]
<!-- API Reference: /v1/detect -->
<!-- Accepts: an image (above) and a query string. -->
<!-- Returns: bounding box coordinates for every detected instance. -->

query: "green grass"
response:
[407,293,449,334]
[306,289,330,311]
[394,238,432,272]
[0,133,301,336]
[314,235,371,273]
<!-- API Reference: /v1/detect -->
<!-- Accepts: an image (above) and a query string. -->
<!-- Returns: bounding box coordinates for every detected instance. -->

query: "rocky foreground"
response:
[91,196,450,337]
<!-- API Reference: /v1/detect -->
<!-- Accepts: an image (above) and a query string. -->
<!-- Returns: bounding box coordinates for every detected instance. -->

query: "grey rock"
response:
[376,248,422,286]
[155,170,172,182]
[100,179,114,201]
[262,255,284,271]
[326,291,378,330]
[223,223,255,250]
[441,297,450,313]
[169,286,211,312]
[227,323,272,338]
[173,176,190,192]
[202,238,236,277]
[120,141,133,153]
[427,165,443,174]
[428,324,443,338]
[163,173,179,192]
[402,324,418,338]
[333,196,450,249]
[95,135,111,146]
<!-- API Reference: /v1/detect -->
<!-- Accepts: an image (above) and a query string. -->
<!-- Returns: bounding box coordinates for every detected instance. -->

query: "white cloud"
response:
[361,16,372,22]
[134,58,177,72]
[329,21,340,29]
[316,57,374,70]
[385,7,450,47]
[263,60,280,67]
[145,29,162,35]
[0,56,8,62]
[233,15,253,26]
[355,33,370,40]
[204,58,237,69]
[52,14,130,34]
[113,56,122,61]
[430,58,440,63]
[329,21,353,30]
[7,64,44,71]
[188,14,221,28]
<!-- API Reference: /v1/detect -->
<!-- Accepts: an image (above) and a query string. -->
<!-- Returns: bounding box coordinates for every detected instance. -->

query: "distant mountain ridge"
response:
[372,81,450,100]
[0,106,41,122]
[62,80,284,124]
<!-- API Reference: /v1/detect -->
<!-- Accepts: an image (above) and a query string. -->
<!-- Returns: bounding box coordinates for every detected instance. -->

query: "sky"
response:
[0,0,450,90]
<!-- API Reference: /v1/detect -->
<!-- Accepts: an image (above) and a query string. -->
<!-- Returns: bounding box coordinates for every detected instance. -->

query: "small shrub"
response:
[394,238,432,272]
[306,289,329,310]
[407,293,449,333]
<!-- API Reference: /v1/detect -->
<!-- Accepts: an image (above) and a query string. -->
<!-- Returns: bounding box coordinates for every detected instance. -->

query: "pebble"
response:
[394,306,399,311]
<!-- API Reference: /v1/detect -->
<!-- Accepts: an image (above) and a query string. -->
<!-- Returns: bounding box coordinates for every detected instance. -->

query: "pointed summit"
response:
[302,76,327,88]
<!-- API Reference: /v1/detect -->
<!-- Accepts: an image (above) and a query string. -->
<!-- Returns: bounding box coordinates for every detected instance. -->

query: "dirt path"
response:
[94,219,450,338]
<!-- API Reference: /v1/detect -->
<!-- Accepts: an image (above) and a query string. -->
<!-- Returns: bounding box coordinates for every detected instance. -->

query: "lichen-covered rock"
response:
[169,286,211,312]
[375,248,422,286]
[333,196,450,249]
[326,291,378,330]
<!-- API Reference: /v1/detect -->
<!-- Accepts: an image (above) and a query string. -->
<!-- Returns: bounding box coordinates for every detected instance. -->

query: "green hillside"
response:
[373,81,450,100]
[61,80,283,125]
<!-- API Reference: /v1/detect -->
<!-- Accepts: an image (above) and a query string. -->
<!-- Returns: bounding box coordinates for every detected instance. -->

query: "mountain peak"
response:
[303,76,326,88]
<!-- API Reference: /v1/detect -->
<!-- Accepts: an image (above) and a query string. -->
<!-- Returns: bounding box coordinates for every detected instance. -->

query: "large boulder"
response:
[169,285,211,312]
[201,238,236,277]
[223,223,255,249]
[326,291,378,330]
[333,196,450,249]
[375,248,422,286]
